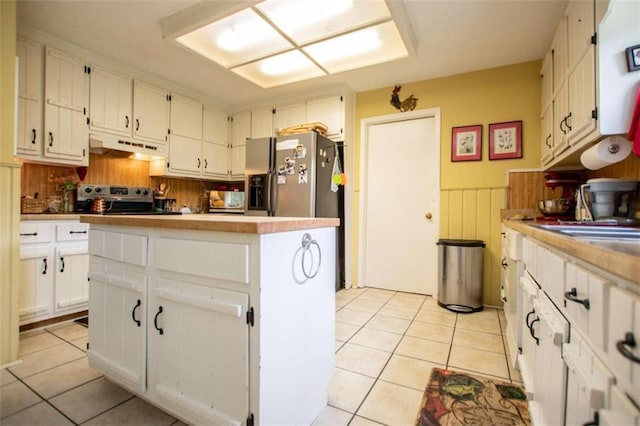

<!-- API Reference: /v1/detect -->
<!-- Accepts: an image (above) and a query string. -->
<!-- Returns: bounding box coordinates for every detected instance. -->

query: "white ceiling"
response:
[16,0,568,111]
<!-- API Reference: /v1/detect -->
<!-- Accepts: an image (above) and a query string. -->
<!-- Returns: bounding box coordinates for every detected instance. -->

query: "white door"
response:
[360,110,439,294]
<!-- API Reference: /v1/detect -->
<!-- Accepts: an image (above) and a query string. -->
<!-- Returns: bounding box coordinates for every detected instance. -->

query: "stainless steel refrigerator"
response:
[245,132,344,290]
[245,132,339,218]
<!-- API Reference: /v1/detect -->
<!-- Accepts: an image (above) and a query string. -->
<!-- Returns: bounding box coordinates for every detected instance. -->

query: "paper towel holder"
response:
[607,143,621,154]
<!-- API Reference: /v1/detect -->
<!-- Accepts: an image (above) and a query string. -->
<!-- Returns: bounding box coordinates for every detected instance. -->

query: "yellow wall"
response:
[1,0,21,366]
[354,61,542,305]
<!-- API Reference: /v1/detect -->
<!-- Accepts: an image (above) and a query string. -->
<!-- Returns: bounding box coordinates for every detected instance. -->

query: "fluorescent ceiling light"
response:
[166,0,416,88]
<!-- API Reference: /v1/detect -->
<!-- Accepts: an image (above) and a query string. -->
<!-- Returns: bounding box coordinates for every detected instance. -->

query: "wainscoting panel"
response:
[440,187,507,307]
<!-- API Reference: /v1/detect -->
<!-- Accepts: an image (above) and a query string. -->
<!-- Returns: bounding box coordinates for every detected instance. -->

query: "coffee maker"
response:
[576,178,639,223]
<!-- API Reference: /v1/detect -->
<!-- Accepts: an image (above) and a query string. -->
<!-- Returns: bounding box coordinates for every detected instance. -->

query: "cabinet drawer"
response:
[56,222,89,241]
[155,238,249,284]
[89,229,148,266]
[19,222,55,244]
[505,229,523,261]
[565,263,612,352]
[539,246,566,306]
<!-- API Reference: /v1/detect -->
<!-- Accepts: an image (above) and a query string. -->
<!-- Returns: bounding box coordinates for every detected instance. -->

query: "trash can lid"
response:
[436,239,485,247]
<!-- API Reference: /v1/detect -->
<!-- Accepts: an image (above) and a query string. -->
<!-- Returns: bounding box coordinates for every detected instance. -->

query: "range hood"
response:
[89,133,167,158]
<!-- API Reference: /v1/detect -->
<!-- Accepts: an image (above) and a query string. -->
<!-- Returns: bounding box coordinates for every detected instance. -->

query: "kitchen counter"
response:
[80,214,340,234]
[503,218,640,286]
[22,213,83,220]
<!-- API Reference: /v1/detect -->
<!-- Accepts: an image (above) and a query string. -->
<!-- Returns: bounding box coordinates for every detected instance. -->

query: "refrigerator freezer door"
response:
[245,137,273,176]
[274,133,316,217]
[245,137,274,216]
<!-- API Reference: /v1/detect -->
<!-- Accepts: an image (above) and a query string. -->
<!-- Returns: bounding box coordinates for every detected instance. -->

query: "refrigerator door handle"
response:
[267,171,278,216]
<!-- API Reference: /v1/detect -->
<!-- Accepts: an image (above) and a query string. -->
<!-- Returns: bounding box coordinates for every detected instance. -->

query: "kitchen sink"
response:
[535,224,640,241]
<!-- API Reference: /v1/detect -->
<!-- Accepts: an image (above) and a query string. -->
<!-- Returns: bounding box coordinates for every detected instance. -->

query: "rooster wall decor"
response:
[390,85,418,112]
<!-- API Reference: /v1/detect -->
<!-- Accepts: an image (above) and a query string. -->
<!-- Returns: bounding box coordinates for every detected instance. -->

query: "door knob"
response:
[425,212,433,220]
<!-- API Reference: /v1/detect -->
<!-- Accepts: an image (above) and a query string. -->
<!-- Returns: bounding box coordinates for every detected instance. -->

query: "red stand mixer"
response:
[538,172,582,220]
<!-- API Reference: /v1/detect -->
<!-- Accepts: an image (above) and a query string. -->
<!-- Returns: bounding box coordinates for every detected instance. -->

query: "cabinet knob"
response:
[425,212,433,220]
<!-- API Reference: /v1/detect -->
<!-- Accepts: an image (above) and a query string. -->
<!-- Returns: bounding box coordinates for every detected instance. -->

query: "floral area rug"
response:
[416,368,530,426]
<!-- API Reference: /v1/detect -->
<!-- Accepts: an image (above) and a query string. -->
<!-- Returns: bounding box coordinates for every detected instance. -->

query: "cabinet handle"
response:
[154,306,164,335]
[135,118,140,131]
[565,112,572,131]
[564,287,590,310]
[125,115,129,128]
[529,317,540,346]
[20,232,38,236]
[48,131,54,146]
[616,332,640,364]
[59,256,65,273]
[559,117,567,134]
[582,411,599,426]
[204,159,208,169]
[42,258,47,275]
[197,158,201,168]
[545,134,552,148]
[132,299,141,327]
[501,257,508,269]
[526,309,536,328]
[69,230,87,235]
[31,129,37,144]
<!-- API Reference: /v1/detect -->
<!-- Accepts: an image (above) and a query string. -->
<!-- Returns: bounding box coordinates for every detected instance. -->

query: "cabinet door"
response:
[230,143,246,179]
[566,0,594,70]
[552,81,569,156]
[202,140,229,178]
[54,247,89,312]
[169,93,202,140]
[203,106,229,145]
[168,134,202,175]
[89,65,132,136]
[16,38,42,157]
[249,107,272,138]
[567,47,596,145]
[18,252,53,321]
[133,80,169,144]
[149,279,249,425]
[88,264,146,392]
[44,103,88,163]
[306,96,344,140]
[541,103,554,165]
[551,17,568,92]
[45,47,86,111]
[274,103,306,133]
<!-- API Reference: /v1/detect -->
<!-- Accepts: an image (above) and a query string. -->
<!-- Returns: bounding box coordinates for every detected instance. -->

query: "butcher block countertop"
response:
[504,218,640,286]
[80,214,340,234]
[22,214,83,220]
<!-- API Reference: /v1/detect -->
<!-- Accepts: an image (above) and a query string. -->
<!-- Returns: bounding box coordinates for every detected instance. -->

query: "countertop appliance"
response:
[209,190,245,214]
[244,132,345,290]
[577,178,638,223]
[75,184,181,215]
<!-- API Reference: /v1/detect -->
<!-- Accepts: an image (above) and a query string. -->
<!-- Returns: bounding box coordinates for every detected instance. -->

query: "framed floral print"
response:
[489,121,522,160]
[451,125,482,162]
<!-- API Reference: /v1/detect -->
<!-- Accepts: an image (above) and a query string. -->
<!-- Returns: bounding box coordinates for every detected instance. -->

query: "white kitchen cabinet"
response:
[164,133,202,176]
[566,0,595,70]
[541,104,554,165]
[169,93,202,141]
[15,37,42,159]
[274,103,306,134]
[19,220,89,325]
[88,261,147,393]
[518,273,539,398]
[148,279,249,425]
[501,226,524,368]
[552,81,570,156]
[250,107,273,138]
[232,110,251,179]
[43,46,89,165]
[89,65,132,137]
[566,47,596,143]
[133,79,169,145]
[203,106,230,179]
[307,95,344,141]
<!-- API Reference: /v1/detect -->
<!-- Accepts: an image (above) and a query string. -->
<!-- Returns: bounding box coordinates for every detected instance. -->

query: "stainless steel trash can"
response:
[436,239,485,313]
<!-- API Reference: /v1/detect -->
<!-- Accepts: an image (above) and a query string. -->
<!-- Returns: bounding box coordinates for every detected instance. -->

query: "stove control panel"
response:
[78,184,153,202]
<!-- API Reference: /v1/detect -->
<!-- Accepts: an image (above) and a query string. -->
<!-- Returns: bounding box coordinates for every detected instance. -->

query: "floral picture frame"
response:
[451,125,482,162]
[626,44,640,72]
[489,121,522,160]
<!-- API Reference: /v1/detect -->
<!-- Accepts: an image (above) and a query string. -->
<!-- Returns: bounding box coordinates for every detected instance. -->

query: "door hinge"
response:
[591,33,597,45]
[83,148,86,157]
[592,108,598,119]
[166,161,170,168]
[340,95,343,102]
[168,128,171,135]
[246,413,254,426]
[86,342,90,350]
[86,117,90,125]
[166,94,172,102]
[272,108,276,115]
[246,307,254,327]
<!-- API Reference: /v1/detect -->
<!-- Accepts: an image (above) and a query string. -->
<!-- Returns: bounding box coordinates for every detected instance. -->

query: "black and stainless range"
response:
[75,184,180,215]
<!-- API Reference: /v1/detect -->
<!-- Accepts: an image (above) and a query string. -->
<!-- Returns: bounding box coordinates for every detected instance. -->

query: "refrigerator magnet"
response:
[294,144,306,159]
[298,164,308,184]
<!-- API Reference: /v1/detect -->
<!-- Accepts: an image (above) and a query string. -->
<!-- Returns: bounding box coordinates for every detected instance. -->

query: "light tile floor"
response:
[0,288,522,425]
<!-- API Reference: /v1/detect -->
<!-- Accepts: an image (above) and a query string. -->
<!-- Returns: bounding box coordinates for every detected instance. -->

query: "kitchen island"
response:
[80,214,339,426]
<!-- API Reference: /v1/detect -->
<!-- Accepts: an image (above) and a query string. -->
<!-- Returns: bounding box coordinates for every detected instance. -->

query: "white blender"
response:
[576,178,639,224]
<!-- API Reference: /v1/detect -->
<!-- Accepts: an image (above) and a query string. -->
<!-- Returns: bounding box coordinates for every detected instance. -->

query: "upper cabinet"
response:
[43,46,89,165]
[15,38,42,159]
[273,103,306,134]
[306,95,344,141]
[89,65,132,137]
[169,93,202,141]
[203,106,231,179]
[541,0,640,169]
[250,107,274,139]
[133,80,169,145]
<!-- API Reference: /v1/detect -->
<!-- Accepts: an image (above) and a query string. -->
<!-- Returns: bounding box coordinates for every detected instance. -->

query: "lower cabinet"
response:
[148,278,249,425]
[19,220,89,325]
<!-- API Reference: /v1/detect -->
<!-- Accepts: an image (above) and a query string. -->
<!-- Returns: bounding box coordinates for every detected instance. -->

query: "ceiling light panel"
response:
[304,21,408,73]
[176,8,292,68]
[256,0,391,45]
[231,50,326,88]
